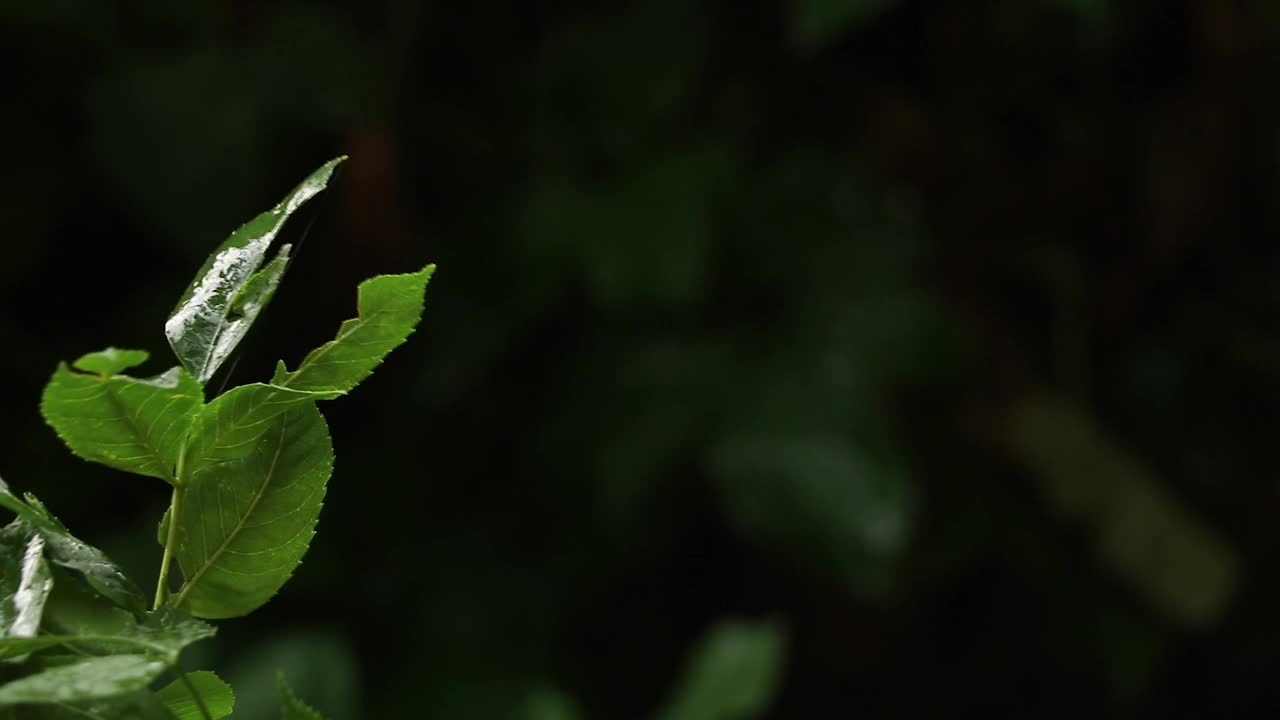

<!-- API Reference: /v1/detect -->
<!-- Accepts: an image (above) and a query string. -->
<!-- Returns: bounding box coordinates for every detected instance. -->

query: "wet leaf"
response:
[0,523,52,640]
[166,157,345,383]
[0,607,214,663]
[0,479,145,613]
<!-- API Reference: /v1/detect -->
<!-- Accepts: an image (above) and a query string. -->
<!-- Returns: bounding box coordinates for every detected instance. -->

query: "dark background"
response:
[3,0,1279,716]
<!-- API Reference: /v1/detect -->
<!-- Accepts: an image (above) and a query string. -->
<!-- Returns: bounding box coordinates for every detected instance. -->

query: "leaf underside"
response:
[174,402,333,619]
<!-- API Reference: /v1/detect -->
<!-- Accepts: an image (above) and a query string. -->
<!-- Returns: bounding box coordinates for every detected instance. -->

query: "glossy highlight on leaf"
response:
[0,479,145,613]
[41,357,204,484]
[0,523,52,640]
[272,264,435,394]
[174,403,333,619]
[166,157,346,383]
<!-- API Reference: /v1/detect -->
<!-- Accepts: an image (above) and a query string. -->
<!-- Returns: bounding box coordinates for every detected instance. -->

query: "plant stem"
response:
[154,485,183,610]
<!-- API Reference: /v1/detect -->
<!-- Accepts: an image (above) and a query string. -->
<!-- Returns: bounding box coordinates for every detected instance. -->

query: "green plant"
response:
[0,157,434,718]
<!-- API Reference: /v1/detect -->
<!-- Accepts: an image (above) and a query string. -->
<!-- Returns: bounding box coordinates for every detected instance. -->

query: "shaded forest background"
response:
[3,0,1280,716]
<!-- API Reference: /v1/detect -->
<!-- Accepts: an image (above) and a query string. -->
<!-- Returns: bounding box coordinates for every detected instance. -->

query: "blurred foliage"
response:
[3,0,1280,716]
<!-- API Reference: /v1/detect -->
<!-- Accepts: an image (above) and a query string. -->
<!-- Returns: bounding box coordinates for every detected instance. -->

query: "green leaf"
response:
[279,674,325,720]
[166,157,346,383]
[0,523,52,640]
[271,264,435,394]
[0,479,145,613]
[174,403,333,618]
[655,620,786,720]
[0,655,168,707]
[183,383,339,471]
[22,691,179,719]
[0,607,214,663]
[156,671,235,720]
[71,348,151,376]
[40,355,204,484]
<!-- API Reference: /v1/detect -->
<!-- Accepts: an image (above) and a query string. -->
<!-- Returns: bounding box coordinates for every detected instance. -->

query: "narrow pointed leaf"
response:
[41,354,204,484]
[175,402,333,618]
[0,479,145,613]
[0,654,168,707]
[280,675,325,720]
[156,671,235,720]
[271,264,435,394]
[166,157,346,383]
[0,523,52,639]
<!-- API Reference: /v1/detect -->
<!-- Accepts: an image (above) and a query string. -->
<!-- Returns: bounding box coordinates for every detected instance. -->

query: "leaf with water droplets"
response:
[166,157,345,383]
[0,478,145,613]
[0,523,52,641]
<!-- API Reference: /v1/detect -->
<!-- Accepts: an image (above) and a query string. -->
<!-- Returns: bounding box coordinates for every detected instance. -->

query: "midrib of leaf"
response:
[173,413,289,609]
[28,633,172,657]
[103,385,176,482]
[280,304,395,387]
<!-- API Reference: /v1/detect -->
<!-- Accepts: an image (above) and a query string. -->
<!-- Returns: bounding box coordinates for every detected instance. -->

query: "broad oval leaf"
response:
[156,670,235,720]
[0,479,145,613]
[174,402,333,619]
[0,654,168,708]
[271,264,435,394]
[41,355,204,484]
[183,383,340,472]
[0,523,52,640]
[166,157,346,383]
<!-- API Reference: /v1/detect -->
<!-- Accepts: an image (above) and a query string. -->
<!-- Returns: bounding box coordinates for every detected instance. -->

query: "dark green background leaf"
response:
[0,654,168,708]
